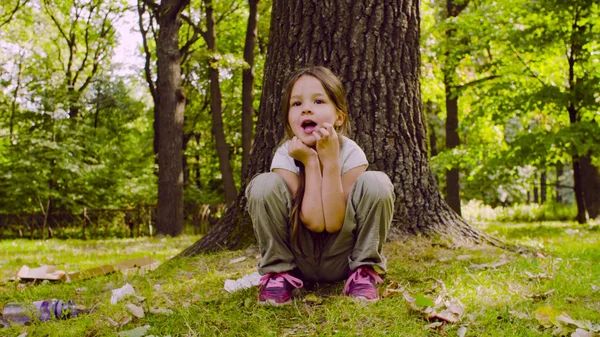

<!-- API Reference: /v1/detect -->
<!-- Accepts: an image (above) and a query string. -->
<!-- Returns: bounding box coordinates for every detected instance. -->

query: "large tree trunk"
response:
[155,0,189,236]
[180,0,497,256]
[241,0,259,178]
[205,0,237,205]
[581,155,600,219]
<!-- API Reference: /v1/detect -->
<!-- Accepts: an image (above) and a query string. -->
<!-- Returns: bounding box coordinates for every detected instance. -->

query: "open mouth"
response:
[301,120,317,134]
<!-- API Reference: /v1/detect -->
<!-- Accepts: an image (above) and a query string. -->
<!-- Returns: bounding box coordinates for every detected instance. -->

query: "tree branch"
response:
[0,0,30,29]
[138,0,157,102]
[457,75,499,93]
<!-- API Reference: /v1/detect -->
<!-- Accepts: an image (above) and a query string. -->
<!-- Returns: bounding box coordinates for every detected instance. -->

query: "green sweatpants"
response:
[245,171,395,282]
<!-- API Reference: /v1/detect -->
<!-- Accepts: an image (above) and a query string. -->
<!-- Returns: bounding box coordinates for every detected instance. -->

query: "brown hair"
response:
[280,66,351,257]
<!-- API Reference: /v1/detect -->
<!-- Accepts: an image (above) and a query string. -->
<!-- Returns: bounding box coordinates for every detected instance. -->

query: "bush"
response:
[463,200,577,223]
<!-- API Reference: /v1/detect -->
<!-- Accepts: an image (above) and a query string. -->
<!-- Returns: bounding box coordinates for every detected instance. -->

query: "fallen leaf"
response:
[244,297,253,308]
[591,284,599,293]
[524,271,553,280]
[470,259,509,270]
[415,294,435,308]
[125,303,145,319]
[153,284,162,292]
[118,315,132,327]
[571,328,595,337]
[509,310,529,319]
[456,255,473,261]
[529,289,556,301]
[133,296,146,303]
[430,308,460,323]
[229,256,247,264]
[457,326,467,337]
[556,314,587,329]
[118,325,151,337]
[304,293,322,304]
[382,281,404,298]
[535,306,562,328]
[424,322,444,330]
[149,307,173,315]
[104,316,119,327]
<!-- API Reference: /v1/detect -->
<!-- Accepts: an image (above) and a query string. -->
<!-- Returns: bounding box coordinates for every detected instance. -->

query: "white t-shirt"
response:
[270,136,368,175]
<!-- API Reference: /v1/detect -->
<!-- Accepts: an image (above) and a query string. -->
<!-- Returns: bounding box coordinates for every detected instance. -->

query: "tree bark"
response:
[155,0,189,236]
[180,0,498,256]
[241,0,259,179]
[205,0,237,205]
[540,171,547,204]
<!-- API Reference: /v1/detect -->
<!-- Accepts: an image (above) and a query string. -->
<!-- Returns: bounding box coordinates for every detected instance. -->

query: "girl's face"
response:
[287,75,344,147]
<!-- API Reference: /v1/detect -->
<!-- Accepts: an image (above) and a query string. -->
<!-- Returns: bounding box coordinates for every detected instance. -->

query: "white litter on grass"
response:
[224,271,261,293]
[111,283,136,304]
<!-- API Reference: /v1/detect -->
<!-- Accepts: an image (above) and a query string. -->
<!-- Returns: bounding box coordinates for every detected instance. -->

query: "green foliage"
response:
[423,0,600,208]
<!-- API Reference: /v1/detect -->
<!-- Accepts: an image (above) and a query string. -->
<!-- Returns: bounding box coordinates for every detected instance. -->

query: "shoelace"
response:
[343,267,383,294]
[259,272,304,289]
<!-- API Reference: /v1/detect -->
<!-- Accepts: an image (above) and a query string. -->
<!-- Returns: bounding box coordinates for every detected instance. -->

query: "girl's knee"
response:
[245,172,289,201]
[355,171,395,201]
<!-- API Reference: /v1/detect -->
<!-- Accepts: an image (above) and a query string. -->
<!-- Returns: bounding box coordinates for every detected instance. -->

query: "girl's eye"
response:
[315,99,324,104]
[292,101,301,107]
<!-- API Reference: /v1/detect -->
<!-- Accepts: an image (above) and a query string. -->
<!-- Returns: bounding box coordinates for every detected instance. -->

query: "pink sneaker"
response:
[343,266,383,302]
[258,272,303,306]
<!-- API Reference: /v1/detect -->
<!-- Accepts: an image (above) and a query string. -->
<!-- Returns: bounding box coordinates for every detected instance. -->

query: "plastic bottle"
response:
[1,299,78,326]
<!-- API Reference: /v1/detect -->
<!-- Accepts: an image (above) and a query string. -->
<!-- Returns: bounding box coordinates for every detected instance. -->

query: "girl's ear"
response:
[335,111,345,127]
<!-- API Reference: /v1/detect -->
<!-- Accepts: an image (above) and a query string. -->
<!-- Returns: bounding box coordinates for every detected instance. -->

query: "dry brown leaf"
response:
[456,255,473,261]
[528,289,556,301]
[556,314,587,329]
[125,303,144,319]
[470,259,509,270]
[382,280,404,298]
[403,292,421,311]
[524,271,553,280]
[571,328,595,337]
[104,316,119,327]
[229,257,247,264]
[509,310,529,319]
[118,315,132,327]
[424,322,444,330]
[430,308,461,323]
[149,307,174,315]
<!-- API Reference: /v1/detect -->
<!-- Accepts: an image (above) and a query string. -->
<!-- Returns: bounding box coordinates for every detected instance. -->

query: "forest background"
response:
[0,0,599,242]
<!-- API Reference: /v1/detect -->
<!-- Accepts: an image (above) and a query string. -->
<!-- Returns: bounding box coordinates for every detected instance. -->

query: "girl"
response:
[245,66,395,305]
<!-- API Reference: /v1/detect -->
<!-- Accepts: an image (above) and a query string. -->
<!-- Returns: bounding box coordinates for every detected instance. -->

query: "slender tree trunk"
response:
[441,0,468,216]
[581,155,600,219]
[241,0,259,179]
[540,171,547,204]
[533,176,539,204]
[180,0,500,256]
[205,0,237,205]
[555,163,563,203]
[444,89,461,215]
[567,45,587,223]
[155,0,189,236]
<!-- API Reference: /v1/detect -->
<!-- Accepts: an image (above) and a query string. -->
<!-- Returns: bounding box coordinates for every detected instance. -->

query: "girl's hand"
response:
[313,122,340,166]
[288,136,318,166]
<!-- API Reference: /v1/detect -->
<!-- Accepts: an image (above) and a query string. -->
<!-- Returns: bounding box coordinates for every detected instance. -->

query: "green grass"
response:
[1,222,599,336]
